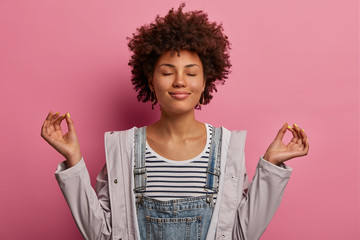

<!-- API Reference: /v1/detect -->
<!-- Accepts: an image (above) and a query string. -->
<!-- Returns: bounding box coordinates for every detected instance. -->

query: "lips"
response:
[169,91,191,100]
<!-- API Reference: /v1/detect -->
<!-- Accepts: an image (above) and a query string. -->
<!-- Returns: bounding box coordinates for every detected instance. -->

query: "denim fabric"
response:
[134,126,222,239]
[136,195,214,240]
[204,126,222,192]
[134,127,147,193]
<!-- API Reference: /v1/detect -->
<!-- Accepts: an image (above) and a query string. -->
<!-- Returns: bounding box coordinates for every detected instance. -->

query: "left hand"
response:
[263,123,309,166]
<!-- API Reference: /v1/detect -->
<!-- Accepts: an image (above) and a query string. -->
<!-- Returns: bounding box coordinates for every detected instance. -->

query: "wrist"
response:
[66,152,82,168]
[263,154,280,166]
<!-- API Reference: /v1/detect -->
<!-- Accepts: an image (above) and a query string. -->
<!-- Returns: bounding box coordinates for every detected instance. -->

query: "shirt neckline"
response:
[145,123,210,164]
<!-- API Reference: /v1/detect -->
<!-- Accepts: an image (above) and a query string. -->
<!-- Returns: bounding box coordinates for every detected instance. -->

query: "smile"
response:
[169,91,191,100]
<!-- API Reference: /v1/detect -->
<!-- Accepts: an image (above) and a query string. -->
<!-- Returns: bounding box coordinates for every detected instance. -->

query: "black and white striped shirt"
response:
[142,123,217,202]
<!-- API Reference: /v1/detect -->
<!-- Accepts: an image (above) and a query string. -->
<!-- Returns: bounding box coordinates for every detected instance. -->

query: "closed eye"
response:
[162,73,173,76]
[187,74,196,77]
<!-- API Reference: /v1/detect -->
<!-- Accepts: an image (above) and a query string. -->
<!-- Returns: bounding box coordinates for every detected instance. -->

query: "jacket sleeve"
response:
[55,157,112,240]
[232,156,292,240]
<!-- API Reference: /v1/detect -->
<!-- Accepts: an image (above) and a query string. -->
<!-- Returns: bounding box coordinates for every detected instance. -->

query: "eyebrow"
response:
[159,64,200,68]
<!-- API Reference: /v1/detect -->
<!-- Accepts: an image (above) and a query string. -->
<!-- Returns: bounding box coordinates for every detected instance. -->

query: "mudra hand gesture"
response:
[41,111,82,167]
[263,123,309,166]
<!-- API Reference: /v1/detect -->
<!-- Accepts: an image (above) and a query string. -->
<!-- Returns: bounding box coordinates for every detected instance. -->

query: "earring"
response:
[195,92,204,110]
[150,91,157,110]
[199,92,204,105]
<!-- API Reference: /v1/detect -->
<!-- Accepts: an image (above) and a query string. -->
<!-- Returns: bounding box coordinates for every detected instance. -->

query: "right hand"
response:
[41,110,82,167]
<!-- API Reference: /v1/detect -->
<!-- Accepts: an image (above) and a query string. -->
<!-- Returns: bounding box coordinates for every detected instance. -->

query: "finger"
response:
[46,110,53,121]
[295,127,309,156]
[303,136,310,154]
[41,120,47,137]
[65,113,76,133]
[43,111,56,132]
[42,118,49,131]
[289,124,300,142]
[51,111,60,122]
[293,124,303,145]
[275,122,288,141]
[43,110,54,129]
[300,127,308,140]
[298,127,305,141]
[296,138,309,157]
[292,124,300,138]
[300,128,309,151]
[48,112,59,128]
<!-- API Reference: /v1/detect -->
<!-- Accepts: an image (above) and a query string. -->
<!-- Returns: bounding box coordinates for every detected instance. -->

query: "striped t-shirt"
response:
[142,123,217,202]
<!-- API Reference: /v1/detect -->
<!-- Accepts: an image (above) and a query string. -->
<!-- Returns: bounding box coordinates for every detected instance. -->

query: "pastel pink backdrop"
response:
[0,0,358,239]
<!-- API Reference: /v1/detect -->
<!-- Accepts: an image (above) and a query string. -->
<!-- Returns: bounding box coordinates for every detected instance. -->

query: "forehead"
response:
[156,50,202,67]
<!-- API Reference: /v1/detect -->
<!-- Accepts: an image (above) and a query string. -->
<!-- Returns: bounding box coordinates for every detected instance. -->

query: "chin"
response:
[160,103,197,115]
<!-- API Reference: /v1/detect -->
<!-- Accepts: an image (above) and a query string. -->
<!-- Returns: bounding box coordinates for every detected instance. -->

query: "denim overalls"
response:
[133,126,223,240]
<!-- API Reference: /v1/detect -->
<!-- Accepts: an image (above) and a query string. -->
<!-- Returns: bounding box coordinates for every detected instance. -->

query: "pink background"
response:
[0,0,359,239]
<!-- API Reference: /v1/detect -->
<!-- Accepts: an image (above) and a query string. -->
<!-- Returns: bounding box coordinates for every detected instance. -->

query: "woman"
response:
[41,4,309,240]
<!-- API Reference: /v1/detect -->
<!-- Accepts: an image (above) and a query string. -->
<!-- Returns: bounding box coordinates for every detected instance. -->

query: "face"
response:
[149,49,205,115]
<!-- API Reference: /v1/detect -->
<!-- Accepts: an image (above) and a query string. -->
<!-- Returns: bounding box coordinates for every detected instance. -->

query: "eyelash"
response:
[162,73,197,77]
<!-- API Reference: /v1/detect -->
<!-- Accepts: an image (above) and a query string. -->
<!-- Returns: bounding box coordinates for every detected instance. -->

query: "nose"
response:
[172,72,186,88]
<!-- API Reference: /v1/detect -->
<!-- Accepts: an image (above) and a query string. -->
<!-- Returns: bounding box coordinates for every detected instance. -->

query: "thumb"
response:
[274,122,288,141]
[65,113,76,133]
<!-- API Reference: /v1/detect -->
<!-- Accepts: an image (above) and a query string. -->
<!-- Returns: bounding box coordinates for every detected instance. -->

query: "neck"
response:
[152,109,203,139]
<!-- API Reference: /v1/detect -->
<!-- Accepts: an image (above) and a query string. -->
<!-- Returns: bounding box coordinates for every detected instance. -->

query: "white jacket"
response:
[55,126,292,240]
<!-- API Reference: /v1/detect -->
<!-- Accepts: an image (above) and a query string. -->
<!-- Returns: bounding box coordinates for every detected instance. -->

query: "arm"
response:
[233,157,292,240]
[42,111,112,238]
[233,122,309,239]
[55,157,112,239]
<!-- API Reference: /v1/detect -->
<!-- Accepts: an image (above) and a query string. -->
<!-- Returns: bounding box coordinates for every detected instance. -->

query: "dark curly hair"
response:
[127,3,231,108]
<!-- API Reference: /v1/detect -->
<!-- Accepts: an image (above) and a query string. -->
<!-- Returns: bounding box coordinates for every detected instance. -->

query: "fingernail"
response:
[294,123,298,127]
[67,113,70,118]
[62,114,66,117]
[287,126,292,129]
[283,122,287,127]
[302,129,305,132]
[55,112,59,115]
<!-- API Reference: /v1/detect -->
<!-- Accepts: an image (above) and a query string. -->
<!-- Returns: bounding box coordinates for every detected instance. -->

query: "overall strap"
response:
[133,126,147,193]
[205,126,222,193]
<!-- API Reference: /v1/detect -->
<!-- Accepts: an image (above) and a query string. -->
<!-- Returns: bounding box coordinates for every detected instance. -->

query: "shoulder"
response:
[103,126,141,153]
[217,126,248,151]
[206,124,247,149]
[104,126,140,137]
[104,126,143,141]
[207,124,247,136]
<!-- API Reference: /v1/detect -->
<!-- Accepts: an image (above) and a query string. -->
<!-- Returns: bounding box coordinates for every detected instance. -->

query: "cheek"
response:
[191,80,205,92]
[152,77,168,92]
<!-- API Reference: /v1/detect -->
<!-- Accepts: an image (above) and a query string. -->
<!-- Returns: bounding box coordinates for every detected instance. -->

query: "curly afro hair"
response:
[127,3,231,108]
